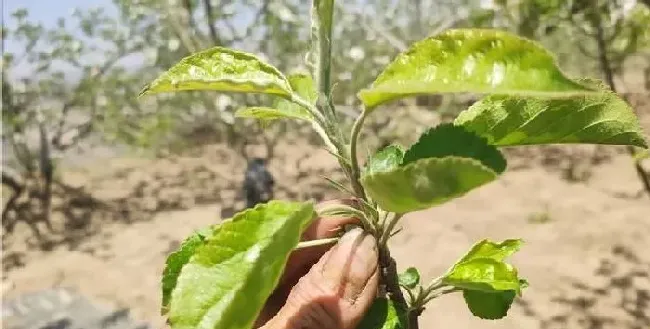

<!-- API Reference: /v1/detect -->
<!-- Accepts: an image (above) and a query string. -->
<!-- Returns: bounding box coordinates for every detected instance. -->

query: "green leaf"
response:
[139,47,293,98]
[357,298,408,329]
[463,289,517,320]
[456,239,523,264]
[633,148,650,161]
[358,28,595,109]
[167,201,315,329]
[454,92,648,148]
[235,73,317,122]
[286,72,318,104]
[361,125,506,213]
[275,73,318,119]
[402,123,506,174]
[462,278,528,320]
[445,239,527,319]
[235,106,311,122]
[363,144,405,176]
[361,157,498,213]
[398,267,420,289]
[161,229,211,314]
[442,258,522,294]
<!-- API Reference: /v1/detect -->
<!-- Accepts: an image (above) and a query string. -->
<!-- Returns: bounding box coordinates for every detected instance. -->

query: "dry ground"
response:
[2,100,650,329]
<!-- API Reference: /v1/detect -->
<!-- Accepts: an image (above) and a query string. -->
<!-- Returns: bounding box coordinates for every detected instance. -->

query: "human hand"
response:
[254,200,379,329]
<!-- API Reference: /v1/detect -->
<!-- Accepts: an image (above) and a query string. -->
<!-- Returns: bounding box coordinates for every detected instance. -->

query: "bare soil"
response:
[3,101,650,329]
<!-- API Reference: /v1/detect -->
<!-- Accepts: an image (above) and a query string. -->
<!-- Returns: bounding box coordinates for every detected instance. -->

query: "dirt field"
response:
[3,103,650,329]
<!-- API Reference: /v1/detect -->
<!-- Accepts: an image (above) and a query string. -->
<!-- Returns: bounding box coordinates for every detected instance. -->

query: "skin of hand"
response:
[254,200,379,329]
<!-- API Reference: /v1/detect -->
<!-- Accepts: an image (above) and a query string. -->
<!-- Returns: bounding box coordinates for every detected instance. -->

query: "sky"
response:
[3,0,118,51]
[3,0,130,81]
[3,0,114,28]
[2,0,256,81]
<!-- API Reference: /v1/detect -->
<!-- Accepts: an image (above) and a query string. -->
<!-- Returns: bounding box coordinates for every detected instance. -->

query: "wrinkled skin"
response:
[255,200,379,329]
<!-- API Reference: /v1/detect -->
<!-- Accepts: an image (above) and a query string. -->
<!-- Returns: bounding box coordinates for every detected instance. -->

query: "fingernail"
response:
[341,233,378,303]
[321,228,363,281]
[321,228,378,303]
[341,227,364,242]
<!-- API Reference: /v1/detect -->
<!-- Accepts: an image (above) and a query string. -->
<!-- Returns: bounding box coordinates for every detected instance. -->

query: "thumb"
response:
[262,228,379,329]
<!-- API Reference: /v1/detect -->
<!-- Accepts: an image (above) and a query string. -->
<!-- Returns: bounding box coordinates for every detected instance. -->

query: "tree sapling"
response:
[139,1,649,328]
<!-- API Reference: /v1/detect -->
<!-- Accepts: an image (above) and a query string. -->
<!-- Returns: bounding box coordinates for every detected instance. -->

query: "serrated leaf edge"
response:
[357,28,598,109]
[139,46,294,98]
[361,156,500,213]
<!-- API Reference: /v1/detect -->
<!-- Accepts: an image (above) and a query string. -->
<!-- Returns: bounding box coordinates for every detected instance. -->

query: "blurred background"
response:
[1,0,650,328]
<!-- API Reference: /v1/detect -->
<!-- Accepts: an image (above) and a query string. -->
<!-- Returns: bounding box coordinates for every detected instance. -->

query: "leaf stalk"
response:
[296,237,340,250]
[349,109,369,199]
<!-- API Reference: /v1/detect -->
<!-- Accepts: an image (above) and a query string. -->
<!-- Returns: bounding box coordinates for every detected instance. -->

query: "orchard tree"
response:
[329,0,497,106]
[1,7,146,240]
[561,0,650,196]
[1,0,321,241]
[110,0,312,156]
[489,0,650,196]
[140,1,648,328]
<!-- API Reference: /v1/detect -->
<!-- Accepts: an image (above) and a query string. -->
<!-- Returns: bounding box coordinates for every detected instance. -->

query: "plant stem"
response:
[345,107,417,326]
[349,109,368,198]
[308,3,413,327]
[409,310,421,329]
[378,246,410,318]
[420,287,460,306]
[296,237,339,249]
[420,275,446,300]
[291,94,328,124]
[316,204,375,232]
[311,121,339,154]
[311,0,335,120]
[380,213,402,245]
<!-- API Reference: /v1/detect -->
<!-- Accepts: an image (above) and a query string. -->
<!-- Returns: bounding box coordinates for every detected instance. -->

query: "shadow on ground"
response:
[517,244,649,329]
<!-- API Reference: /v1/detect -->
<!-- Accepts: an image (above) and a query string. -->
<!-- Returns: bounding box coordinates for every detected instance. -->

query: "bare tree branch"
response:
[1,169,25,232]
[52,48,136,149]
[591,9,650,198]
[203,0,222,46]
[339,2,470,52]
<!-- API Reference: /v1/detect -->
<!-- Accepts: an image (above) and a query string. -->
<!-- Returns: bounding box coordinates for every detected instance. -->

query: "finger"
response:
[280,199,361,286]
[262,228,379,329]
[256,216,354,326]
[254,200,361,327]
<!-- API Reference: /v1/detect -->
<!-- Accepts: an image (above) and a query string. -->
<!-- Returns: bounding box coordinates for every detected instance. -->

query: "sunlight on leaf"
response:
[443,239,527,319]
[235,106,312,121]
[139,47,293,98]
[456,239,523,264]
[286,72,318,104]
[398,267,420,289]
[358,29,596,110]
[167,201,315,329]
[455,92,648,148]
[361,125,506,213]
[161,228,212,314]
[235,73,316,122]
[442,258,522,293]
